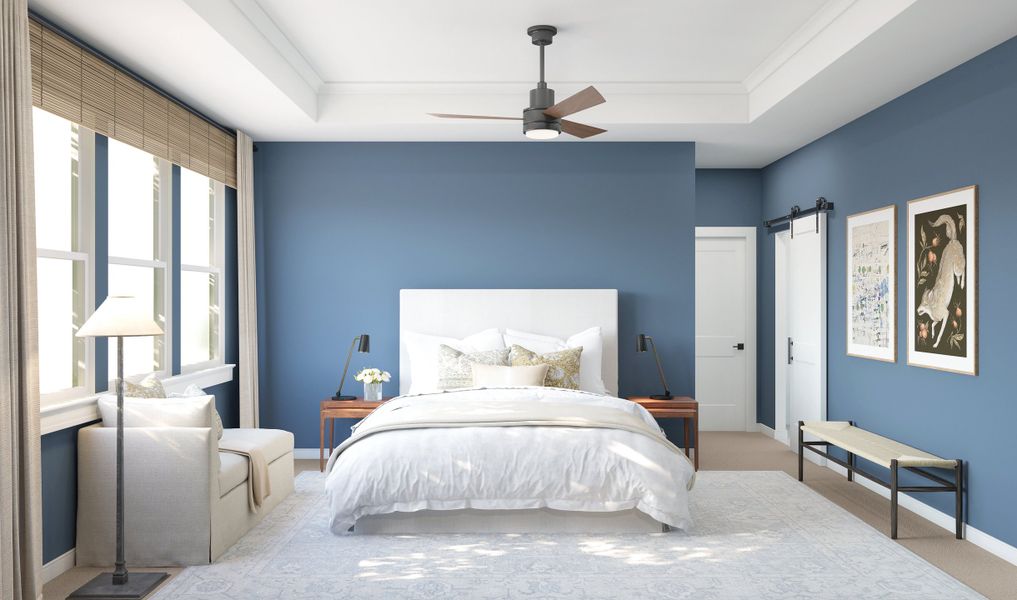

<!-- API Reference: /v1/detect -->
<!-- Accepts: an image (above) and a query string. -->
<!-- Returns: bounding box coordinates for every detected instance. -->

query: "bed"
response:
[323,289,696,534]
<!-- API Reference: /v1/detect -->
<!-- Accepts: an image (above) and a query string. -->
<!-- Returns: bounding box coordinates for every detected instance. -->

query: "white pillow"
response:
[471,364,549,387]
[503,326,608,394]
[98,395,214,429]
[403,328,505,394]
[168,384,224,439]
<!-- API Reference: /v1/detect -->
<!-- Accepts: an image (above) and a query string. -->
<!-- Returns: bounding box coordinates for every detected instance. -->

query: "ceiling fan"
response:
[428,25,606,140]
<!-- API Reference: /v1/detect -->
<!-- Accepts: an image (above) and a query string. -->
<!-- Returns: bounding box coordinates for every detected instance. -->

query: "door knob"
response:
[733,343,745,350]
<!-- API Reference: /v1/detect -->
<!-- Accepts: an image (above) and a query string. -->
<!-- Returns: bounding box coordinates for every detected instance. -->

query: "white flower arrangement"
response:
[354,367,391,385]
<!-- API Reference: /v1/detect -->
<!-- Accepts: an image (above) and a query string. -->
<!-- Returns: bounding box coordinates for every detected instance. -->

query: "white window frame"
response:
[180,178,227,373]
[106,152,174,383]
[37,122,96,407]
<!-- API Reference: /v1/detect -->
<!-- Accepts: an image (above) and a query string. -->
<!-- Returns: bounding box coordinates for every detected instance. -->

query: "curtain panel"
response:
[0,0,44,597]
[236,131,259,428]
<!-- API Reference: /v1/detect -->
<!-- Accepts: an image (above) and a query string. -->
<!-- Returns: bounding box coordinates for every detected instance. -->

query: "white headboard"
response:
[399,289,618,396]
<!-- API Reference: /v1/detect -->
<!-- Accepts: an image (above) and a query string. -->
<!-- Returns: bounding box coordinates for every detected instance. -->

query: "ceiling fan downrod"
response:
[525,25,559,138]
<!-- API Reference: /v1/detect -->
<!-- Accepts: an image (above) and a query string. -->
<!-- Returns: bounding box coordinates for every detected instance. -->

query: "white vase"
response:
[364,382,382,401]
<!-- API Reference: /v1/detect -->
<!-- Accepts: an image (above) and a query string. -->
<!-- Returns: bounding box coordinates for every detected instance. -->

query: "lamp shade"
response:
[358,334,370,353]
[77,296,164,338]
[636,334,649,352]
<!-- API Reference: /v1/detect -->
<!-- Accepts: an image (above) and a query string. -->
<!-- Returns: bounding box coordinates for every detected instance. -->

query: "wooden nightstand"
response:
[628,396,699,470]
[319,398,390,471]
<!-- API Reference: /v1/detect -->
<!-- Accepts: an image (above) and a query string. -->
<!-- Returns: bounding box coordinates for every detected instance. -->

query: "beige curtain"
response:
[0,0,44,598]
[236,131,259,428]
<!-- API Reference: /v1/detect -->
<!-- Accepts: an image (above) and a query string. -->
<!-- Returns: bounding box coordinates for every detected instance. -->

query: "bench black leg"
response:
[955,460,964,540]
[797,421,804,482]
[890,459,899,540]
[846,420,855,482]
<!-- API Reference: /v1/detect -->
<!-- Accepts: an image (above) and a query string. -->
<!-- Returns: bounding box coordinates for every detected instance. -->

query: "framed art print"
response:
[847,205,896,362]
[907,185,977,375]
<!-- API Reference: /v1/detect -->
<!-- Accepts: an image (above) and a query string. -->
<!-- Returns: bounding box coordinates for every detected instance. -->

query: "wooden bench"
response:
[797,421,963,540]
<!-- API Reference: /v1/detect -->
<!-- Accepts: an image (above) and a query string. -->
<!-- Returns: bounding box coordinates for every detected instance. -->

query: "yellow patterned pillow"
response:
[508,345,583,390]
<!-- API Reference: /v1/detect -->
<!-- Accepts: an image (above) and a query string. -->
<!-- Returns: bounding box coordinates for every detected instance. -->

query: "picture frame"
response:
[907,185,978,375]
[846,205,896,362]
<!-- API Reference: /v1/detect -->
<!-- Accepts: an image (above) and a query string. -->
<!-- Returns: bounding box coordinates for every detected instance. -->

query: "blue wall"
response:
[760,36,1017,547]
[40,160,241,563]
[254,142,697,446]
[695,169,762,228]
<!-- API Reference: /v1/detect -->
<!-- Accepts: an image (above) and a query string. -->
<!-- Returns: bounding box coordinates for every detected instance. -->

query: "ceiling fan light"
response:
[525,127,560,140]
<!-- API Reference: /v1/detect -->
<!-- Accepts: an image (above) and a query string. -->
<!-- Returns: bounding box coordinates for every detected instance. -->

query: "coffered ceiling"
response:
[28,0,1017,166]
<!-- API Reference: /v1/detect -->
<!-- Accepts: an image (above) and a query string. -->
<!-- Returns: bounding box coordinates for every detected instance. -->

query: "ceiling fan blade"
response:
[427,113,522,121]
[560,119,606,139]
[543,86,606,119]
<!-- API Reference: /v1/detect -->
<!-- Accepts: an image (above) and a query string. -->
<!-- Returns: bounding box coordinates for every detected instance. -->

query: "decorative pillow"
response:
[98,395,214,429]
[117,372,166,398]
[436,345,510,390]
[508,345,583,390]
[169,384,224,439]
[404,329,506,394]
[471,364,549,387]
[503,327,608,395]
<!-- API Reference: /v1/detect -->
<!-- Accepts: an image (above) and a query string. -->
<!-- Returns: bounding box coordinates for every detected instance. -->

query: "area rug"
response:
[152,471,981,599]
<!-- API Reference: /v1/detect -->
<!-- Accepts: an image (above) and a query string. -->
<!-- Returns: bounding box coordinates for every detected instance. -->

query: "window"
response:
[180,168,225,369]
[33,108,94,401]
[107,138,171,379]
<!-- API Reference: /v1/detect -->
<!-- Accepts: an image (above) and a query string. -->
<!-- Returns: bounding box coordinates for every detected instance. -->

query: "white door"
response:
[695,228,757,431]
[775,215,827,458]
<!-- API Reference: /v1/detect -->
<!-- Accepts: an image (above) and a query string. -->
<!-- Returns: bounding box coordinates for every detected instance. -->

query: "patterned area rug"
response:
[153,471,981,599]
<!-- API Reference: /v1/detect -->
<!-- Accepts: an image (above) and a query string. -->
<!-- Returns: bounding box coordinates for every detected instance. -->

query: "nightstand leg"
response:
[683,418,690,458]
[329,418,335,458]
[319,414,326,472]
[693,413,699,471]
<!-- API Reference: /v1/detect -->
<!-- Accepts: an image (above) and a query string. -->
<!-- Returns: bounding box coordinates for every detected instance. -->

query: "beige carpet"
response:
[44,432,1017,599]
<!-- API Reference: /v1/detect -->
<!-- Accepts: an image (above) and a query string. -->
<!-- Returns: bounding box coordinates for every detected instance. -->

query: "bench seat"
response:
[800,421,957,469]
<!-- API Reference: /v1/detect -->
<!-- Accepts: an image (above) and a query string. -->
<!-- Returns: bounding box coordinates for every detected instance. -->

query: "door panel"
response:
[778,215,827,461]
[695,236,748,431]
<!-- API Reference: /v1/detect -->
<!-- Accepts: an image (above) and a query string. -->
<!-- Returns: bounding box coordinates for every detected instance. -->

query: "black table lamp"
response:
[334,334,370,400]
[637,333,673,400]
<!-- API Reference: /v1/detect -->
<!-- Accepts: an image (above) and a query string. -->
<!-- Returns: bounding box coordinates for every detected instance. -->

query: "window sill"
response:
[40,363,236,435]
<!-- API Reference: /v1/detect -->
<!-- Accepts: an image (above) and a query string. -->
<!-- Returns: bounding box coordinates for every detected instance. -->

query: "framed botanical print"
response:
[907,185,977,375]
[847,205,896,362]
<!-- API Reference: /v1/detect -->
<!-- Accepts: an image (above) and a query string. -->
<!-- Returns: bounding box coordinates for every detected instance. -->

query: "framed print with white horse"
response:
[847,205,896,362]
[907,186,977,375]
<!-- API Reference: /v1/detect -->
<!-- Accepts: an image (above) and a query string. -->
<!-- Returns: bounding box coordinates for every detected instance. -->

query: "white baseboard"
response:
[822,462,1017,567]
[294,448,321,460]
[756,423,789,444]
[42,548,75,584]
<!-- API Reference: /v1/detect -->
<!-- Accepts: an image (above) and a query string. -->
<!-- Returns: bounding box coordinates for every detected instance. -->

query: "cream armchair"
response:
[75,405,294,567]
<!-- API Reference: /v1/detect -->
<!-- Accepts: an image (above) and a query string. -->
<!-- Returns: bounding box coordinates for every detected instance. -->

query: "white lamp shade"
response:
[77,296,164,338]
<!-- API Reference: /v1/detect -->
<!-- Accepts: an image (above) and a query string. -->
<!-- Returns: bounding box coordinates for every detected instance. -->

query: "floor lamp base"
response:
[67,571,169,599]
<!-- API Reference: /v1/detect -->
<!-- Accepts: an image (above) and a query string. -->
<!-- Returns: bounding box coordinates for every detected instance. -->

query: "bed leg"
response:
[847,420,855,482]
[890,459,899,540]
[797,420,804,482]
[955,460,964,540]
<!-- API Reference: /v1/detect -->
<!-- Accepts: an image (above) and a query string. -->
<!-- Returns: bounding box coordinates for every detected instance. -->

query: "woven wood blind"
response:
[29,17,237,188]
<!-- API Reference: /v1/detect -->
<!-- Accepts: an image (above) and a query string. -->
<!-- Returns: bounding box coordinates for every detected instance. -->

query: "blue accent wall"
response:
[254,142,697,447]
[759,36,1017,547]
[695,169,762,228]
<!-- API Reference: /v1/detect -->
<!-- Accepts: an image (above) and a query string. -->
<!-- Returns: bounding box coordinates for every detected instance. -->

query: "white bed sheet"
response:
[324,387,696,534]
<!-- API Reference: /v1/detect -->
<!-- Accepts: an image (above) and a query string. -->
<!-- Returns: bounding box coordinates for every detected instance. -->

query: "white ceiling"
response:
[28,0,1017,167]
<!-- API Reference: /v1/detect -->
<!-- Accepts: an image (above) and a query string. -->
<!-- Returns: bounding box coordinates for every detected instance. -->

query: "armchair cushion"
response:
[218,452,248,497]
[219,428,293,464]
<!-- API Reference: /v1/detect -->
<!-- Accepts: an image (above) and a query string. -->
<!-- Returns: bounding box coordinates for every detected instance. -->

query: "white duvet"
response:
[324,387,696,534]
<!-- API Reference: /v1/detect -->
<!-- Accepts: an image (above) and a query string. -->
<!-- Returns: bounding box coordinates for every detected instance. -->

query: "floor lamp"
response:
[69,296,168,599]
